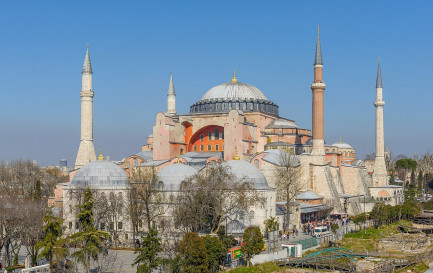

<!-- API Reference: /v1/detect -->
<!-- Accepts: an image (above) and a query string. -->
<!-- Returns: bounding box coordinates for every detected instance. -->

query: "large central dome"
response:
[201,82,268,101]
[190,72,279,116]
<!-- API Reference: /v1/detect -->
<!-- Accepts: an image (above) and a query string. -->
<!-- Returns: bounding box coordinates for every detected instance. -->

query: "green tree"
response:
[216,226,235,251]
[370,202,389,227]
[203,235,226,273]
[418,170,424,193]
[264,217,279,237]
[242,226,264,266]
[133,228,162,273]
[70,188,110,273]
[34,180,42,200]
[177,232,208,273]
[36,208,68,273]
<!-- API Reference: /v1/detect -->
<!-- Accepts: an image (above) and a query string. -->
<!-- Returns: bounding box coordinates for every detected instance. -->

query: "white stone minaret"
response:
[372,58,387,186]
[167,72,176,116]
[75,45,96,169]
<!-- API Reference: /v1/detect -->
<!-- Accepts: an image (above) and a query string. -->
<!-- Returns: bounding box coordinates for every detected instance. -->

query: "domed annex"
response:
[157,163,198,191]
[190,70,279,116]
[331,141,353,149]
[71,160,130,188]
[224,160,270,190]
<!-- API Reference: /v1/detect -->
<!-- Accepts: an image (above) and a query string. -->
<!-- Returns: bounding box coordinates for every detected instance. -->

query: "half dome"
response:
[71,161,130,188]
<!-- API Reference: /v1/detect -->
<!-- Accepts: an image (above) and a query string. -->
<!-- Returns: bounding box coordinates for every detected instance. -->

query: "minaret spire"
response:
[167,72,177,116]
[373,58,387,186]
[75,45,97,169]
[314,25,323,66]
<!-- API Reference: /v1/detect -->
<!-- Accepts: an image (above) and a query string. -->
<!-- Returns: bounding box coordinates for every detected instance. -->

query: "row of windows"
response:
[193,144,220,151]
[69,221,125,231]
[200,129,224,141]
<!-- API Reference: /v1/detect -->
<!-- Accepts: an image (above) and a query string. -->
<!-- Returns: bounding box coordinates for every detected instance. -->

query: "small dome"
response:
[331,141,353,149]
[157,163,198,191]
[295,191,324,200]
[201,82,268,101]
[224,160,269,189]
[71,161,129,188]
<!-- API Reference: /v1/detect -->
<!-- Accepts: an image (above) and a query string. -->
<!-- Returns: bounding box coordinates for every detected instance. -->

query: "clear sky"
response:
[0,1,432,166]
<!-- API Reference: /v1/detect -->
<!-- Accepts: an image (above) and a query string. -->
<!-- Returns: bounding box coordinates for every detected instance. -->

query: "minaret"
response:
[372,58,387,186]
[75,45,97,169]
[310,25,326,164]
[167,72,176,116]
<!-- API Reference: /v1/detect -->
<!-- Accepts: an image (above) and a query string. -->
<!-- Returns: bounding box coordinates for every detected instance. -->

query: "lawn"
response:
[229,262,283,273]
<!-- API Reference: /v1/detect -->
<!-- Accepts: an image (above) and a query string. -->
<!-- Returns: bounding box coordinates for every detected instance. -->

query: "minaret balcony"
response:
[374,101,385,107]
[80,90,94,97]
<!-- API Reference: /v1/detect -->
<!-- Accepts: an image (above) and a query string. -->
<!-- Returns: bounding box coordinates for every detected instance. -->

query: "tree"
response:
[133,228,162,273]
[242,226,264,266]
[34,180,42,200]
[273,151,302,233]
[174,162,262,233]
[264,216,279,237]
[176,232,208,273]
[203,235,226,273]
[36,208,68,272]
[70,188,111,273]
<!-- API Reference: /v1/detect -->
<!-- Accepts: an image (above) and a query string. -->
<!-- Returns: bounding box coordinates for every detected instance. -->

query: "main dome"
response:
[201,82,268,101]
[190,75,279,116]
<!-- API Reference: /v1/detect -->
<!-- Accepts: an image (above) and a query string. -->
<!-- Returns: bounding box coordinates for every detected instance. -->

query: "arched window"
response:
[254,159,259,167]
[158,181,164,190]
[249,210,255,220]
[200,145,204,151]
[193,145,197,151]
[215,129,219,140]
[207,144,212,151]
[215,144,219,151]
[133,159,137,166]
[200,134,204,142]
[208,132,212,140]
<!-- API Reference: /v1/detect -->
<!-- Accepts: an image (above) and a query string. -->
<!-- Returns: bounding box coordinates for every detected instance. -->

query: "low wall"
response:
[250,250,287,266]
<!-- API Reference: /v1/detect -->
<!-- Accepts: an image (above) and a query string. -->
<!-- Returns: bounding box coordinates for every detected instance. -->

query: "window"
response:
[133,159,137,166]
[200,145,204,151]
[69,222,72,230]
[69,205,73,214]
[75,222,79,230]
[100,223,105,230]
[110,222,114,230]
[125,233,128,240]
[193,145,197,151]
[215,129,219,140]
[126,162,130,168]
[138,220,143,228]
[249,210,255,220]
[118,222,123,230]
[215,144,219,151]
[208,132,212,140]
[207,145,211,151]
[200,134,204,141]
[254,159,259,167]
[158,181,164,190]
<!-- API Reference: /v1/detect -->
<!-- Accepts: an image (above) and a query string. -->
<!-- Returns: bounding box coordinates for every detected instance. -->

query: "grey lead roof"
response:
[168,72,175,96]
[314,26,323,65]
[82,45,92,74]
[376,59,382,88]
[71,161,130,188]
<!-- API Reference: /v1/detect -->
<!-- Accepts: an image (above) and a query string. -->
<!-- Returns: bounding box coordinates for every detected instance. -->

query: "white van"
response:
[313,226,329,238]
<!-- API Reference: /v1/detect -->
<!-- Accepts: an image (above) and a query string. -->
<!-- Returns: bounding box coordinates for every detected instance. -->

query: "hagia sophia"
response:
[49,27,404,243]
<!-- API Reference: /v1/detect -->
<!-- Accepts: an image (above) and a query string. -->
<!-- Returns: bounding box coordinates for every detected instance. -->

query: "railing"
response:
[20,264,50,273]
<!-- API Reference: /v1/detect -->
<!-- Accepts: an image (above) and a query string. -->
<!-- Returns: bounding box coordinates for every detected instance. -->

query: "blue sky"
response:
[0,1,432,166]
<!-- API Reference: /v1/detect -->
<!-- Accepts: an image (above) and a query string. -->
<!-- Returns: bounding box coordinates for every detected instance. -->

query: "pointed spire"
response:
[234,146,240,160]
[82,44,93,74]
[314,25,323,65]
[231,68,238,83]
[376,58,382,88]
[168,72,175,96]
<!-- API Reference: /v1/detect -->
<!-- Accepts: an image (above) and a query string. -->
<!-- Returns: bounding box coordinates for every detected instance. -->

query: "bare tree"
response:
[174,162,262,233]
[273,151,302,233]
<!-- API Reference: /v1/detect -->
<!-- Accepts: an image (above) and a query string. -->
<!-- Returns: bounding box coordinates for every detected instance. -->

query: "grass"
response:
[396,262,429,273]
[339,220,412,253]
[229,262,283,273]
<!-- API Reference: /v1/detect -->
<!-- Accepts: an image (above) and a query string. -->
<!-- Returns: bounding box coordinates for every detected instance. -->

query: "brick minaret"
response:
[75,45,96,169]
[167,72,176,116]
[311,25,326,163]
[372,59,387,186]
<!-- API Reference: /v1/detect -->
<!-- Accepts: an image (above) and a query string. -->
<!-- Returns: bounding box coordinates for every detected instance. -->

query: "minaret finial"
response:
[314,25,323,65]
[376,58,382,88]
[98,146,104,161]
[339,137,342,142]
[231,68,238,83]
[234,146,240,160]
